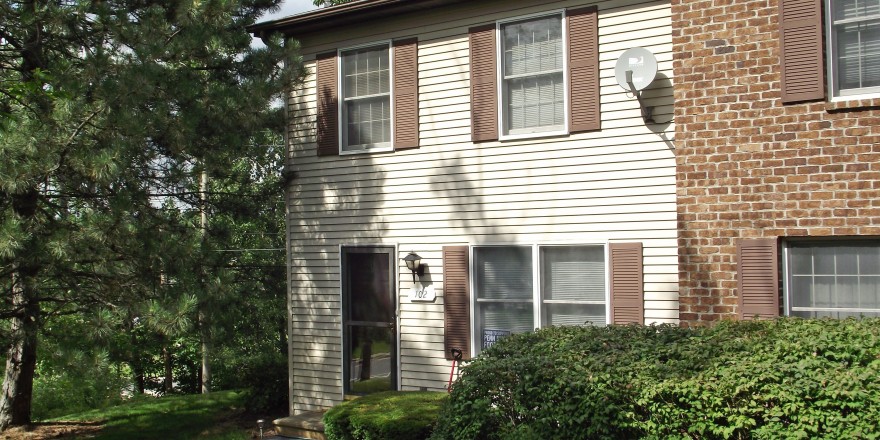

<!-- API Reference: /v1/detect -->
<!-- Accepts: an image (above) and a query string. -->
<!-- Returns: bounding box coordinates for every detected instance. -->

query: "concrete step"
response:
[273,411,326,440]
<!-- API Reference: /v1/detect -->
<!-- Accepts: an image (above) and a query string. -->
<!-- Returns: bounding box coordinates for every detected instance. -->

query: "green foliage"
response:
[214,351,287,413]
[432,319,880,440]
[32,315,129,420]
[312,0,356,6]
[324,391,447,440]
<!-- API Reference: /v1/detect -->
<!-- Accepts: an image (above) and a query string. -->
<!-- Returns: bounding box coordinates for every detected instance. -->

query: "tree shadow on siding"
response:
[285,85,387,411]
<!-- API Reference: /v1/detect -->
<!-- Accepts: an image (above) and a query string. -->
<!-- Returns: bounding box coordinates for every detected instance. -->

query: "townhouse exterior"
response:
[250,0,880,416]
[252,0,678,414]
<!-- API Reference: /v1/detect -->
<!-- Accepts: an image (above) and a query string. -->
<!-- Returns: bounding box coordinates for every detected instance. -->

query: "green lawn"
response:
[50,390,258,440]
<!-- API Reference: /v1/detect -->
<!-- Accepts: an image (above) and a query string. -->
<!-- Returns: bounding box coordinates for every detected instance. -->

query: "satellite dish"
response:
[614,47,658,92]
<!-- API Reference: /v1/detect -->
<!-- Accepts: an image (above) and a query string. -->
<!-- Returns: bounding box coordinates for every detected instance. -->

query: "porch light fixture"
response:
[403,252,424,283]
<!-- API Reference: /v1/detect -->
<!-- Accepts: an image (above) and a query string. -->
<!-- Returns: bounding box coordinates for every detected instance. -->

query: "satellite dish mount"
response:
[614,47,658,124]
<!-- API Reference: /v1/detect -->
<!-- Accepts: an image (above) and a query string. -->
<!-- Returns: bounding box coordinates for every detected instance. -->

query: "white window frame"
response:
[468,242,609,357]
[825,0,880,101]
[496,10,570,141]
[783,240,880,317]
[338,40,395,155]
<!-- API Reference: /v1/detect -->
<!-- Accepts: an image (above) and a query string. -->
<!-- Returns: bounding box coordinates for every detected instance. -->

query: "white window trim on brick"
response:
[783,240,880,318]
[496,10,570,141]
[338,40,395,155]
[468,243,609,357]
[825,0,880,101]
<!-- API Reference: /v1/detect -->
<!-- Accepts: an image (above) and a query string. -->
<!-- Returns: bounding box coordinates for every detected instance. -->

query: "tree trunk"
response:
[359,340,372,381]
[199,170,211,394]
[0,270,40,431]
[162,346,173,393]
[200,320,211,394]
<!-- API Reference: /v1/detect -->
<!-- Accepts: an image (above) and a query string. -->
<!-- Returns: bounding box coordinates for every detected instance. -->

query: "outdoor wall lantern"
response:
[403,252,424,283]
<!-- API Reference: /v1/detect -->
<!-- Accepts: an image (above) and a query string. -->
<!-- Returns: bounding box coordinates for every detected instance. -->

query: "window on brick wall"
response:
[785,241,880,318]
[827,0,880,98]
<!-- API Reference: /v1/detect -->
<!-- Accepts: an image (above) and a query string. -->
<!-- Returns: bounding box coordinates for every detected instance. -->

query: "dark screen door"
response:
[341,246,396,395]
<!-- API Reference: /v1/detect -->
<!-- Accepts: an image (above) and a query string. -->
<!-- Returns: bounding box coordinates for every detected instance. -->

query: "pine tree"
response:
[0,0,296,429]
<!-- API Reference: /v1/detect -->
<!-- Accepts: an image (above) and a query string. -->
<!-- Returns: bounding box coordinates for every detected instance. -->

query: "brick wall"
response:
[672,0,880,325]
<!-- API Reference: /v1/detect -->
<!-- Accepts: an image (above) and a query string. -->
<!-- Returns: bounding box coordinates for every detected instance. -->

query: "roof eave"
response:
[248,0,469,39]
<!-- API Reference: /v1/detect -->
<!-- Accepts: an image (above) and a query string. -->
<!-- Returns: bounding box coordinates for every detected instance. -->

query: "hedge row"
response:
[324,391,446,440]
[431,318,880,439]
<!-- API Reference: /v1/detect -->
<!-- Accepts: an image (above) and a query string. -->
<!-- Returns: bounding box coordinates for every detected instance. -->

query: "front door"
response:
[341,246,397,395]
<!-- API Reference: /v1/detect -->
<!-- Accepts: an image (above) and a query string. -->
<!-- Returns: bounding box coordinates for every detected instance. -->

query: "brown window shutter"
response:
[567,6,600,133]
[443,246,471,360]
[468,24,498,143]
[315,51,339,156]
[737,238,780,320]
[610,242,643,325]
[393,38,419,150]
[779,0,825,103]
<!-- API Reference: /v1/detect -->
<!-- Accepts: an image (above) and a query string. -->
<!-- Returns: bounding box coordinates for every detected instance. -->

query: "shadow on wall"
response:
[287,83,387,412]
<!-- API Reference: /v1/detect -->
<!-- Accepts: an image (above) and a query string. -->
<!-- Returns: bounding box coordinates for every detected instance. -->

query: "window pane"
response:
[344,96,390,149]
[836,276,859,307]
[860,275,880,308]
[506,72,564,131]
[344,252,392,322]
[541,246,605,302]
[342,46,389,98]
[835,0,880,21]
[836,19,880,91]
[788,242,880,316]
[503,16,562,77]
[478,302,534,349]
[837,246,859,274]
[860,246,880,273]
[790,275,813,308]
[813,248,836,274]
[543,303,605,326]
[475,247,533,300]
[790,246,813,275]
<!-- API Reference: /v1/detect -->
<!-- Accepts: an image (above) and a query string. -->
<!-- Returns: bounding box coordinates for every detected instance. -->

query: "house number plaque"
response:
[408,283,436,302]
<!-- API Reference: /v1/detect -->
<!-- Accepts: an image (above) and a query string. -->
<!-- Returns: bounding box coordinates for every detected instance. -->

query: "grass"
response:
[49,390,257,440]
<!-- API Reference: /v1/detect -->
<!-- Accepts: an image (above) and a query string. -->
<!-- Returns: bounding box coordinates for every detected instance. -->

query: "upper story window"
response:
[785,241,880,318]
[314,38,418,157]
[468,7,599,143]
[827,0,880,98]
[340,44,392,153]
[499,14,566,137]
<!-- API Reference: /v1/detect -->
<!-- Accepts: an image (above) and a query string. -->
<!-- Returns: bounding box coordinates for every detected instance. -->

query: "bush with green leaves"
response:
[431,319,880,439]
[324,391,447,440]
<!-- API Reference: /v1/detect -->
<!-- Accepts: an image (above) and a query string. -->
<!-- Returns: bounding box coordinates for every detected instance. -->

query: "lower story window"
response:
[473,244,606,353]
[786,241,880,318]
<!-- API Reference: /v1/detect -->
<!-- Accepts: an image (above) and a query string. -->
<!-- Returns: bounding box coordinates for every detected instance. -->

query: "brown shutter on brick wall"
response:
[779,0,825,103]
[316,51,339,156]
[610,242,643,325]
[443,246,471,360]
[738,238,780,320]
[567,6,600,133]
[469,24,498,143]
[393,38,419,150]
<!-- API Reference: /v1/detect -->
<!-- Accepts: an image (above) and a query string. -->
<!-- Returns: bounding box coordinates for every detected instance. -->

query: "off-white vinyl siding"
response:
[285,0,675,414]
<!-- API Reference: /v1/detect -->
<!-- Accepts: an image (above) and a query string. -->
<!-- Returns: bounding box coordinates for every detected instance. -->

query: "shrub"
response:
[324,391,447,440]
[213,350,288,413]
[431,319,880,440]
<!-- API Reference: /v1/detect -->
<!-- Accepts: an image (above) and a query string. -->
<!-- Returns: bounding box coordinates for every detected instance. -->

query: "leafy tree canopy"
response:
[0,0,299,429]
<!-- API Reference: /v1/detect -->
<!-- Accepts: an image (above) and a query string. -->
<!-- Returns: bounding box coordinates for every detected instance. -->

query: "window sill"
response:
[499,129,568,142]
[825,97,880,112]
[339,145,394,156]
